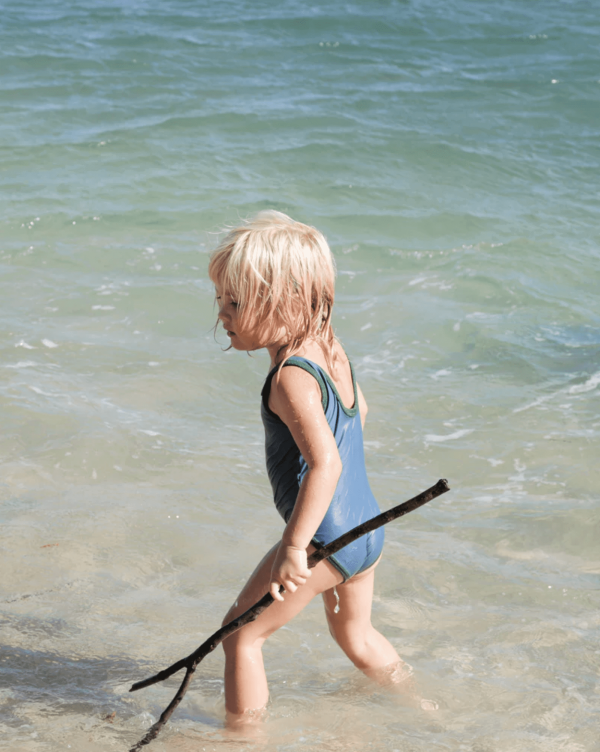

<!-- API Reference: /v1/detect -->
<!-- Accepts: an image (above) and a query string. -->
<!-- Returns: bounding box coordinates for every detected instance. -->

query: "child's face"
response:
[215,286,265,352]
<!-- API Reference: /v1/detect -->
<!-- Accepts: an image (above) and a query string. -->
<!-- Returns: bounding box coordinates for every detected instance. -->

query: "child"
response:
[208,210,412,722]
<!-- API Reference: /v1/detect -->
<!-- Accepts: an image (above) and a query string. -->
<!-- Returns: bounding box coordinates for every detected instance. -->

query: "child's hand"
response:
[269,544,312,601]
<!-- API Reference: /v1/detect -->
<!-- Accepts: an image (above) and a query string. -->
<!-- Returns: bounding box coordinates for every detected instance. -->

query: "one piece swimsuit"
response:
[261,356,384,581]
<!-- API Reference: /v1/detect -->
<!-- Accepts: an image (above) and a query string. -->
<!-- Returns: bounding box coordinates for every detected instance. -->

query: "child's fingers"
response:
[271,576,307,597]
[286,573,310,589]
[270,582,285,601]
[291,568,311,581]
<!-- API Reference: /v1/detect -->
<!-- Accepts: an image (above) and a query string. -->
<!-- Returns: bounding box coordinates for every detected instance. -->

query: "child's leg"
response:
[323,566,438,710]
[222,542,343,717]
[321,564,402,675]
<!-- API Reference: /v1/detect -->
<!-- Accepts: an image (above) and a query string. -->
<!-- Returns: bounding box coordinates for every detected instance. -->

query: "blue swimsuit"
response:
[261,356,384,581]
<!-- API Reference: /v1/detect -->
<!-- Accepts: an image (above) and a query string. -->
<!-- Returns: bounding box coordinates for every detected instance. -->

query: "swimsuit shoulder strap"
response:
[298,356,359,418]
[261,356,329,416]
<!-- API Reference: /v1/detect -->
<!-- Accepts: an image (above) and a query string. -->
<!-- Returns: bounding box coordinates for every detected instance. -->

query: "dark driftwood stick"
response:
[128,478,450,751]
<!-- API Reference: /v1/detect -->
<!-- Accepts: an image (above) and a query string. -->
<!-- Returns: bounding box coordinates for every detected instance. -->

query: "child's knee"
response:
[330,624,373,665]
[342,636,368,664]
[222,629,244,659]
[222,626,265,658]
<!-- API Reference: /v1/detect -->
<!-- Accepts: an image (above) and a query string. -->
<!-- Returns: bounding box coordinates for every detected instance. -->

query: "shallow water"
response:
[1,1,599,750]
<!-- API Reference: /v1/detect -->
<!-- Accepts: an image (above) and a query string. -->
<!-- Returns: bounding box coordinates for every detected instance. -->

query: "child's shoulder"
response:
[274,341,354,411]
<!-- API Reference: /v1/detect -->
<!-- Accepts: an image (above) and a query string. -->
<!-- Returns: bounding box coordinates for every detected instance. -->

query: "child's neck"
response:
[268,338,329,370]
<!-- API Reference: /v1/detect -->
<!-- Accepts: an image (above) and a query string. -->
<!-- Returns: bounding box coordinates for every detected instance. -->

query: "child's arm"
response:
[268,366,343,601]
[357,382,368,429]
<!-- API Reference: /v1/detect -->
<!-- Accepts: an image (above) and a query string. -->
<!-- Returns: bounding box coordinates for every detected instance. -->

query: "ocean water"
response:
[1,1,599,750]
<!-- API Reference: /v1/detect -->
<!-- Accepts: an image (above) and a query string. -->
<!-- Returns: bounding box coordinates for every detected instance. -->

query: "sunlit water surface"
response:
[1,1,599,751]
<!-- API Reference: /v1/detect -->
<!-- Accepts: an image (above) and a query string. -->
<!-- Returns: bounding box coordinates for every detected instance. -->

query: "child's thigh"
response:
[223,542,343,644]
[322,564,377,639]
[222,542,280,624]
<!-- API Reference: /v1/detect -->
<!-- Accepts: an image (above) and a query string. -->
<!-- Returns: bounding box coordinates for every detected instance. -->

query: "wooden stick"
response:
[128,478,449,751]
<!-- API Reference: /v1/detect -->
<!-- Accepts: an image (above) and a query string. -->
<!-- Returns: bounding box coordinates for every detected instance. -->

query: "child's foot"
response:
[366,660,438,711]
[365,658,414,687]
[224,705,268,736]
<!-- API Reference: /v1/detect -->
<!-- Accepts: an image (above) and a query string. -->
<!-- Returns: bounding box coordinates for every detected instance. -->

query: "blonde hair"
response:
[208,210,337,370]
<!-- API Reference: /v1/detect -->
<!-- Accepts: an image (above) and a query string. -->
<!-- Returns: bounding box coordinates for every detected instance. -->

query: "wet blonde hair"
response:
[208,210,337,370]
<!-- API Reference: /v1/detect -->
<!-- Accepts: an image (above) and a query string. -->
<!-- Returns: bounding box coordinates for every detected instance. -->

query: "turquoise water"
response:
[1,2,599,750]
